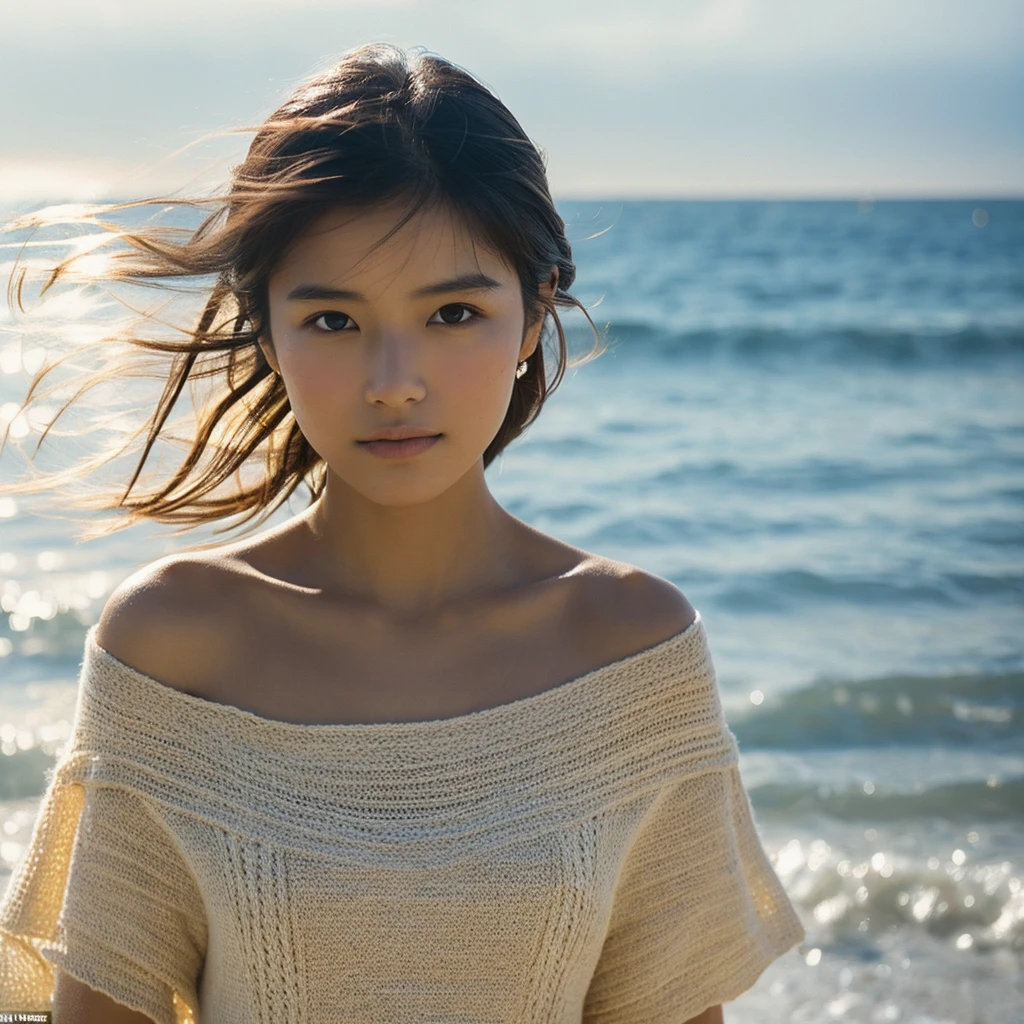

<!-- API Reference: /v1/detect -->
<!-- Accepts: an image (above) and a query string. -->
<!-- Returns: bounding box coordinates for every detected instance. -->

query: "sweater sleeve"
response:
[0,776,208,1024]
[582,761,806,1023]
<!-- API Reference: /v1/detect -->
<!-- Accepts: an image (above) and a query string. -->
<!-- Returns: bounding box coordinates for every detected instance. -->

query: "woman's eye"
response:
[310,311,355,332]
[430,303,477,326]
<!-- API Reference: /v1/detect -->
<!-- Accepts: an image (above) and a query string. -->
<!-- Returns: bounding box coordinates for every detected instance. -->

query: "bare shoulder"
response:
[94,554,240,693]
[568,557,698,661]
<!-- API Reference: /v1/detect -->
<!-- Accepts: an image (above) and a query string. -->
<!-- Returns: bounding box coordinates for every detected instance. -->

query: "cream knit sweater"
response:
[0,611,805,1024]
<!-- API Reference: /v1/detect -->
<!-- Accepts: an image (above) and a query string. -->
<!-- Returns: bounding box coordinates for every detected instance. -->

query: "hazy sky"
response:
[1,0,1022,201]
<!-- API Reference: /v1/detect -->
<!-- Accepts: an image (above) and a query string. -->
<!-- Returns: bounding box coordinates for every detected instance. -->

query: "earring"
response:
[515,359,529,379]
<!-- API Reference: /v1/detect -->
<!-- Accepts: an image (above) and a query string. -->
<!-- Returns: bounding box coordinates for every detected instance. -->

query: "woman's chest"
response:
[196,570,629,726]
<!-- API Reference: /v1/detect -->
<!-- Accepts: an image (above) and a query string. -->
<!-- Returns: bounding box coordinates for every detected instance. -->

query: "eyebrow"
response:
[286,272,504,302]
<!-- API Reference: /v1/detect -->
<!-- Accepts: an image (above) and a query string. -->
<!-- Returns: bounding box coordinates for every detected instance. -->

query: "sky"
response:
[0,0,1022,202]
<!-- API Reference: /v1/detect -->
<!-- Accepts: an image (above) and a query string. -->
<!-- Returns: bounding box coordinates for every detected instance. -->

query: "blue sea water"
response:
[1,199,1022,1022]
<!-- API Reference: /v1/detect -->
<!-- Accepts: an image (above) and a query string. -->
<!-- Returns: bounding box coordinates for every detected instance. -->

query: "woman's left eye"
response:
[429,303,478,326]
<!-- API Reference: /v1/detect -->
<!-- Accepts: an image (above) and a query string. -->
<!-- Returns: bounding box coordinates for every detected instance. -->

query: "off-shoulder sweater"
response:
[0,610,805,1024]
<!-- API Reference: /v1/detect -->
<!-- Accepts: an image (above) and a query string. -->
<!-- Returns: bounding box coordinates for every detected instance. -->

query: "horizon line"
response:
[556,192,1024,202]
[2,192,1022,212]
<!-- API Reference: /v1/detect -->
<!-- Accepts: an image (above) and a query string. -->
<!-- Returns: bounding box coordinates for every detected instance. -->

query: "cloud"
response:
[687,0,755,44]
[0,0,1021,198]
[0,160,114,204]
[5,0,411,33]
[4,0,1022,64]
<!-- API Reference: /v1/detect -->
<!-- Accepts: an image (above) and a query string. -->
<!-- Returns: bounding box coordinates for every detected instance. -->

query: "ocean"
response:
[1,199,1022,1022]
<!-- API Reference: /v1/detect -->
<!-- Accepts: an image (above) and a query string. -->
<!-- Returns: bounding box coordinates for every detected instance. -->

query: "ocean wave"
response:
[731,669,1023,749]
[567,321,1024,365]
[748,775,1023,825]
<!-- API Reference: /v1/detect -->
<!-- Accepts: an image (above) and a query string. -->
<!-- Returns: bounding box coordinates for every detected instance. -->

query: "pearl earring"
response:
[515,359,528,379]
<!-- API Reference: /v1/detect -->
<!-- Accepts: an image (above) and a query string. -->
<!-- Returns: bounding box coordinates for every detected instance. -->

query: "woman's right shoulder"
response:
[93,555,239,694]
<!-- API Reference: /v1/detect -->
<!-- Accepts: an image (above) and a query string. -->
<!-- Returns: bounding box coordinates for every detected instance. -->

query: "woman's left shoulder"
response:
[570,557,698,659]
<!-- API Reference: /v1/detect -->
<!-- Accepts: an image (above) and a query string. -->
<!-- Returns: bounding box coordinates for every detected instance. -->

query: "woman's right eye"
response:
[309,311,356,332]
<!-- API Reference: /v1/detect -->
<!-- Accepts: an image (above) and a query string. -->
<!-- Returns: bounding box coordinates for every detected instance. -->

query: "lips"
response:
[357,428,442,442]
[356,434,442,459]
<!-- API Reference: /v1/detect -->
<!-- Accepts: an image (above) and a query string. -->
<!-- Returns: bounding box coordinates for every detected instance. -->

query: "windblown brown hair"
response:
[0,43,602,539]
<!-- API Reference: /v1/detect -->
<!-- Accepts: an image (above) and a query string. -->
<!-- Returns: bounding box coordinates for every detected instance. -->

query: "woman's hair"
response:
[0,43,601,539]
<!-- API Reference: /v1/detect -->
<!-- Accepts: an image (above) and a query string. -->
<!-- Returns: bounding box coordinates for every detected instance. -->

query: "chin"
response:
[323,460,464,505]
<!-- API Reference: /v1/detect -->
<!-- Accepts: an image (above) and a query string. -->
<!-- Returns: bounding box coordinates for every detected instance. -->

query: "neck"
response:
[296,462,525,618]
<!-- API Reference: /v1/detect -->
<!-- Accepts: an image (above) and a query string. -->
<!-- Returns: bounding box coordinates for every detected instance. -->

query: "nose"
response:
[362,328,428,407]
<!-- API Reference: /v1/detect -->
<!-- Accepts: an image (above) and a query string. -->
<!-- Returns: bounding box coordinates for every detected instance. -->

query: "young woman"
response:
[0,44,804,1024]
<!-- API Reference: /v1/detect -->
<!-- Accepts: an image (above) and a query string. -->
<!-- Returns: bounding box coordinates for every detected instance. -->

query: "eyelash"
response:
[305,303,482,333]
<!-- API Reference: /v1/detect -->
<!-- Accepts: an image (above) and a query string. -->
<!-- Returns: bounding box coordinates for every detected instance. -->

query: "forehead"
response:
[270,199,515,289]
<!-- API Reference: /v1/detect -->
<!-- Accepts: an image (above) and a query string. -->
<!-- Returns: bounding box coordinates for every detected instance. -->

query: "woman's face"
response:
[264,200,553,507]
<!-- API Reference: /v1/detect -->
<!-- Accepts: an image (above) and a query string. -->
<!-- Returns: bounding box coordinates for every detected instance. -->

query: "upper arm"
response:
[53,968,160,1024]
[607,584,722,1024]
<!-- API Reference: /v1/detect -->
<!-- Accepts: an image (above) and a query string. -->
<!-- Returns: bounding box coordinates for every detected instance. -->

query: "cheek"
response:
[438,344,516,426]
[273,344,355,438]
[279,345,340,387]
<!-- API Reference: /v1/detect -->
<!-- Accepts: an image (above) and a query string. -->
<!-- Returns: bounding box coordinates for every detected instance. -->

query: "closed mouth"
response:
[357,434,441,443]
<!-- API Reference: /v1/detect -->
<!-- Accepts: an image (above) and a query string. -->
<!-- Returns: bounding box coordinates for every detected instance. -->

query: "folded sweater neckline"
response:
[65,610,735,856]
[82,610,704,737]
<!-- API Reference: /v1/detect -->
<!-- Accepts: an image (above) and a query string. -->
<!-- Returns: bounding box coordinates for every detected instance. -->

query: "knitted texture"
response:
[0,611,805,1024]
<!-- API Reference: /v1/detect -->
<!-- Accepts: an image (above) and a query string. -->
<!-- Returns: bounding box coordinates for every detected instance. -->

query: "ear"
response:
[519,266,559,362]
[258,335,281,375]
